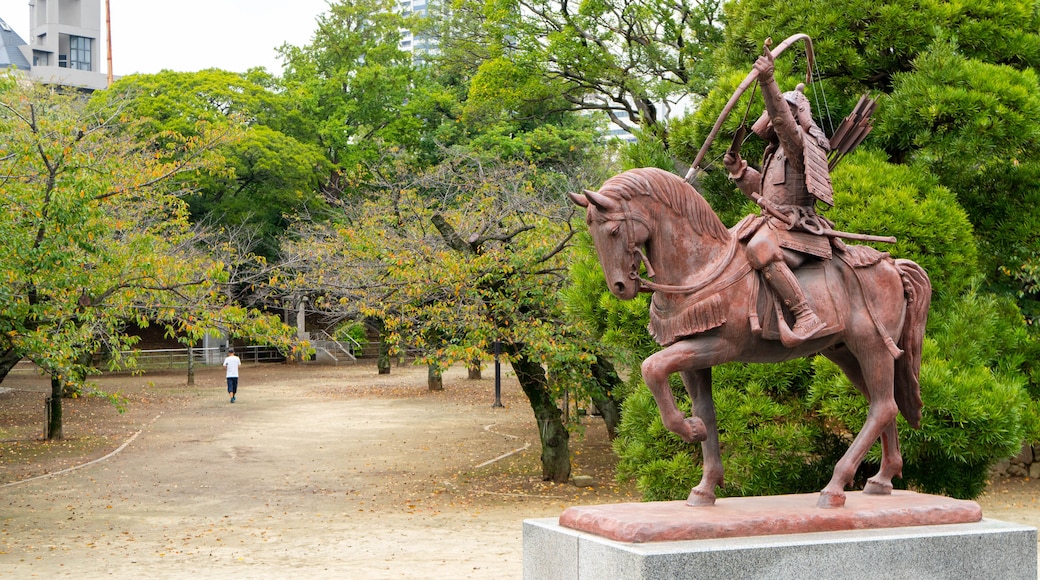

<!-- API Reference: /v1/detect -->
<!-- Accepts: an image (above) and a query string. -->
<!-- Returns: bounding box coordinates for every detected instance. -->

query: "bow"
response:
[684,33,816,183]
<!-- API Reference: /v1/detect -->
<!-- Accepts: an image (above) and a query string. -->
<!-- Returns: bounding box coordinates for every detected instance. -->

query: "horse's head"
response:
[569,185,649,301]
[572,168,731,301]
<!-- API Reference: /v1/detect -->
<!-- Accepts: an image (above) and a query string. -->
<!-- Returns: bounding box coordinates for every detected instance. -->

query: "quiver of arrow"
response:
[828,94,879,170]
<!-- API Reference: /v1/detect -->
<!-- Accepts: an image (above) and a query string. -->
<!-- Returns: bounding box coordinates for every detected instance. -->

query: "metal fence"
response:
[104,346,286,371]
[10,342,415,374]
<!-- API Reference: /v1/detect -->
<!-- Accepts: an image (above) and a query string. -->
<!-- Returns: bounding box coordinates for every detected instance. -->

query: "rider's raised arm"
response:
[756,55,804,165]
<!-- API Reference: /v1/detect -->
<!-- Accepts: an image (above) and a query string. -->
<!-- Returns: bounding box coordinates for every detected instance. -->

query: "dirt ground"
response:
[1,361,1039,579]
[0,362,637,579]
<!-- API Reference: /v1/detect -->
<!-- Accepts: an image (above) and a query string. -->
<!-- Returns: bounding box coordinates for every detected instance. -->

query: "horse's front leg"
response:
[680,368,723,506]
[641,344,710,445]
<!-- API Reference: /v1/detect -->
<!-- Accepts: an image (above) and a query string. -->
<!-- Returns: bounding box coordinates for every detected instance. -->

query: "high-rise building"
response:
[1,0,108,91]
[397,0,436,64]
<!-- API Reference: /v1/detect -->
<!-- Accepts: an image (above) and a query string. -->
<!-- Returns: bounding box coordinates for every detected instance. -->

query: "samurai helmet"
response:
[784,84,815,129]
[751,83,816,139]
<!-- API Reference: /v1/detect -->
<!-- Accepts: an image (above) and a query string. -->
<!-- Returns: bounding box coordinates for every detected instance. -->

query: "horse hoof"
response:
[683,417,708,442]
[817,490,846,509]
[686,488,716,507]
[863,478,894,495]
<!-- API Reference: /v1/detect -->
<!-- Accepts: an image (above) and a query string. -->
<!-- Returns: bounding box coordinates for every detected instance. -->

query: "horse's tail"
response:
[894,259,931,429]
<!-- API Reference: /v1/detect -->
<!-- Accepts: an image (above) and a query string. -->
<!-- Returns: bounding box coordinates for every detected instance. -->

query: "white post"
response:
[297,296,308,340]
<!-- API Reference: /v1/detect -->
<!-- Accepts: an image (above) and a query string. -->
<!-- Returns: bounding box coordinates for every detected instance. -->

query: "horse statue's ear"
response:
[585,189,619,211]
[568,191,589,208]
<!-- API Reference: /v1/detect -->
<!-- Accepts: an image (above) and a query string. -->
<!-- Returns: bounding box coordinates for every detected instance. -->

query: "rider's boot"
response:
[764,261,825,341]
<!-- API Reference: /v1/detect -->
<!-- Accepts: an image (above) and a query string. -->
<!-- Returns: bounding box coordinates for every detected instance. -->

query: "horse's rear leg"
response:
[824,349,904,495]
[863,421,902,495]
[819,349,899,508]
[680,368,722,506]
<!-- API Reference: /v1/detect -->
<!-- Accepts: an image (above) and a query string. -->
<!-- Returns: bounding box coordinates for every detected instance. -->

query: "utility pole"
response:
[492,339,504,408]
[105,0,113,87]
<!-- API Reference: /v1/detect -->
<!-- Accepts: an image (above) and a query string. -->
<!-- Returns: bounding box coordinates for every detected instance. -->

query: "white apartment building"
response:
[397,0,437,64]
[397,0,427,45]
[1,0,108,91]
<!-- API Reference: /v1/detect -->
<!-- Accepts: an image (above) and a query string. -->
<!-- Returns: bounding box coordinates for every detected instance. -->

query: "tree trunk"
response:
[428,363,443,391]
[512,353,570,482]
[377,335,391,375]
[468,361,482,380]
[0,348,22,385]
[187,344,195,386]
[47,375,63,440]
[589,357,623,440]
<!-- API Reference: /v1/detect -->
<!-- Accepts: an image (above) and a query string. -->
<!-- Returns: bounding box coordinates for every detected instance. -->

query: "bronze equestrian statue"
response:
[570,35,930,509]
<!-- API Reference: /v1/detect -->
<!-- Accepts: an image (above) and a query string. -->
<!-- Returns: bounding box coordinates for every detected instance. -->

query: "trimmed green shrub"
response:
[614,359,843,500]
[828,149,978,308]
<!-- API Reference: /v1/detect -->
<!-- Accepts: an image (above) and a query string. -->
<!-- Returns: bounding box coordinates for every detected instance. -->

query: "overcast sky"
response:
[0,0,332,75]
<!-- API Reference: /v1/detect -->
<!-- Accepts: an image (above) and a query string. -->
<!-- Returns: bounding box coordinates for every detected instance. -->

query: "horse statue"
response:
[569,167,931,509]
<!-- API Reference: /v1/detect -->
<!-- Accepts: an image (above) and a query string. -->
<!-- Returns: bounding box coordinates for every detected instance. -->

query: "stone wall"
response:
[990,442,1040,479]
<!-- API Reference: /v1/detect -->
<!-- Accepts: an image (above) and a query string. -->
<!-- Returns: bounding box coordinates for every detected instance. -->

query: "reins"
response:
[622,201,656,279]
[615,197,746,296]
[636,234,747,296]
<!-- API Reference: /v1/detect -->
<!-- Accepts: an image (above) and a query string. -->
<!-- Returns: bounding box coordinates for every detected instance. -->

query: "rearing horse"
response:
[569,167,930,509]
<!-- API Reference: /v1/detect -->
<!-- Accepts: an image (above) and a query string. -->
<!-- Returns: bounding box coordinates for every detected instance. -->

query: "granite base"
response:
[523,516,1036,579]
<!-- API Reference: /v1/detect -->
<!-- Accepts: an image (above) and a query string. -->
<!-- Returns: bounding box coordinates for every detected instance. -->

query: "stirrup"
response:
[791,311,826,340]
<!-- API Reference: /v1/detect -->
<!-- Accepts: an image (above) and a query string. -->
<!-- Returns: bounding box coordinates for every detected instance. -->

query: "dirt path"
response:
[0,363,633,579]
[1,362,1038,578]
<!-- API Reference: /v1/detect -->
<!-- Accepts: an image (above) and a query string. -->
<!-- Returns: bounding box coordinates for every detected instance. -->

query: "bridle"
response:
[595,200,656,287]
[601,197,744,296]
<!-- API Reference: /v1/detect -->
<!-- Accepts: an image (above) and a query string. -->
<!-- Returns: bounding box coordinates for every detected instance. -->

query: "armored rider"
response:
[723,49,835,342]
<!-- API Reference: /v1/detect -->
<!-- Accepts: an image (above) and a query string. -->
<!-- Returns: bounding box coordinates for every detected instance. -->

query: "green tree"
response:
[874,40,1040,318]
[463,0,724,147]
[279,151,620,481]
[0,75,299,437]
[93,69,331,258]
[278,0,427,173]
[717,0,1040,92]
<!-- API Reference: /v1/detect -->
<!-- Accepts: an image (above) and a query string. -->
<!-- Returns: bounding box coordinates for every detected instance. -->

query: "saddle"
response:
[750,243,890,346]
[646,223,890,348]
[751,261,843,346]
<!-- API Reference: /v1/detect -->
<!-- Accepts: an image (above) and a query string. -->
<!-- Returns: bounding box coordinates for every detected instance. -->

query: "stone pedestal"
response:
[523,492,1037,580]
[558,490,982,542]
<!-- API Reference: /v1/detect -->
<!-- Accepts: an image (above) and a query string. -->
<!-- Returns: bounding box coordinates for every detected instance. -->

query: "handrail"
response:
[314,330,358,361]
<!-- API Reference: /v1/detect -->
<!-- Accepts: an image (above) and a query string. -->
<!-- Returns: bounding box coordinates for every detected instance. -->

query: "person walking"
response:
[223,347,241,403]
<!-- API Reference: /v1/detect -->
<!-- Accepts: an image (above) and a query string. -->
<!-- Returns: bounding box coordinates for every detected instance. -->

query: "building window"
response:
[69,36,91,71]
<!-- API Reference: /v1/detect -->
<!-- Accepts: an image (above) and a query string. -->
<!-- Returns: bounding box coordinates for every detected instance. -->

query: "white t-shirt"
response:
[223,354,241,378]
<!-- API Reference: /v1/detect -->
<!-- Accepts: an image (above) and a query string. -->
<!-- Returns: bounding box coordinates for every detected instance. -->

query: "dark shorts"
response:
[227,377,239,394]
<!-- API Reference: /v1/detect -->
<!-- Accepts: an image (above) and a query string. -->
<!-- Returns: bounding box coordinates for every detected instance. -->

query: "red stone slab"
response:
[559,490,982,543]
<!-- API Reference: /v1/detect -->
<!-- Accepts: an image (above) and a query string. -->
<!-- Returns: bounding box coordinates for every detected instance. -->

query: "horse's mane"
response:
[598,168,730,241]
